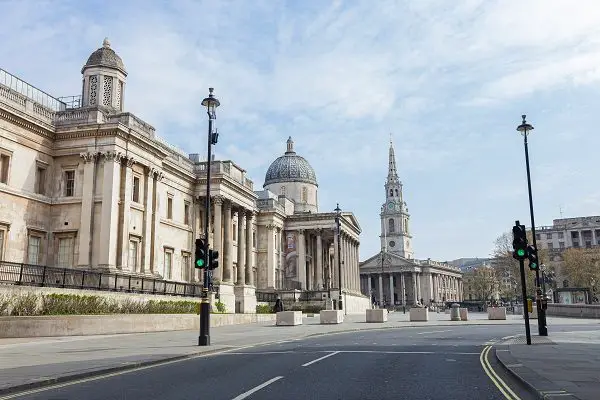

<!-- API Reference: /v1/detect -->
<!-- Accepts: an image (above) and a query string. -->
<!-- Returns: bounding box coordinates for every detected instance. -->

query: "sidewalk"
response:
[0,311,596,395]
[495,329,600,400]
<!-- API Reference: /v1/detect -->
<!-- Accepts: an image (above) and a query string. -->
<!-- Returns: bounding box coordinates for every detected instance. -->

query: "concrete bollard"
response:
[459,308,468,321]
[450,303,461,321]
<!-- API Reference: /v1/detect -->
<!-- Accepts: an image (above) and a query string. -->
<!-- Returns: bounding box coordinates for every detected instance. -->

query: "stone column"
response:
[245,211,253,286]
[120,157,135,270]
[212,196,223,281]
[401,273,406,305]
[354,241,359,291]
[98,151,123,270]
[223,201,233,282]
[316,230,323,290]
[151,171,164,275]
[412,272,417,304]
[378,274,383,305]
[267,226,275,288]
[297,229,306,290]
[142,168,156,274]
[367,275,372,298]
[389,273,394,305]
[236,209,245,285]
[78,152,97,267]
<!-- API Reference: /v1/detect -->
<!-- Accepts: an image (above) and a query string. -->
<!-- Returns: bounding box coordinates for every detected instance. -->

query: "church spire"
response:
[387,134,399,183]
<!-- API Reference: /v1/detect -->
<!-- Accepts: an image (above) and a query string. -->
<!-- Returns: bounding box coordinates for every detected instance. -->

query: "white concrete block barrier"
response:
[488,307,507,320]
[320,310,344,324]
[365,309,388,323]
[276,311,303,326]
[409,307,429,322]
[459,308,468,321]
[450,303,461,321]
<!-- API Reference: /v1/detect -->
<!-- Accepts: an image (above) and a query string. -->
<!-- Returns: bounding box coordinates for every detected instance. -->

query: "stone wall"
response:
[344,292,370,314]
[546,303,600,319]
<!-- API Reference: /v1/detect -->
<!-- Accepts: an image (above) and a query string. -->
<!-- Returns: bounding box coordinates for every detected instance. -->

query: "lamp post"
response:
[334,203,343,311]
[516,114,548,337]
[198,88,220,346]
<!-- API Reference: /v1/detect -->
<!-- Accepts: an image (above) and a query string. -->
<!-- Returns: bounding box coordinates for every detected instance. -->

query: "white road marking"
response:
[417,330,451,335]
[231,376,283,400]
[301,351,340,367]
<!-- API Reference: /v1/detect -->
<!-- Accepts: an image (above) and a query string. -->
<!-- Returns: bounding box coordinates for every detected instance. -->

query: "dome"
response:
[81,38,127,75]
[264,137,318,187]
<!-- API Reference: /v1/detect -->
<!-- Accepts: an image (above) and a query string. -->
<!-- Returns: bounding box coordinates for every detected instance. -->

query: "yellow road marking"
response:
[479,345,521,400]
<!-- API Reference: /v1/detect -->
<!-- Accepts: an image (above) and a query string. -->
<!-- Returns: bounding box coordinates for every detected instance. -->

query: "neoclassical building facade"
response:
[359,140,463,306]
[0,39,368,313]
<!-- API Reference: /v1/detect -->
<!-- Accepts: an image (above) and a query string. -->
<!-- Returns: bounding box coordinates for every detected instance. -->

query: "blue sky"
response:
[1,0,599,262]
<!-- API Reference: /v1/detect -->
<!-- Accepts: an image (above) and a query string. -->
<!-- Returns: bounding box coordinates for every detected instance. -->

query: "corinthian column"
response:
[245,211,254,286]
[212,196,223,281]
[98,151,123,270]
[236,209,245,285]
[78,152,97,267]
[297,229,306,290]
[223,201,233,282]
[316,229,323,289]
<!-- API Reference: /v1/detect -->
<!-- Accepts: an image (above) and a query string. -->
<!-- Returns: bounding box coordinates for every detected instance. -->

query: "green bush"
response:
[286,304,323,314]
[0,295,11,316]
[214,301,226,313]
[256,304,273,314]
[10,292,39,316]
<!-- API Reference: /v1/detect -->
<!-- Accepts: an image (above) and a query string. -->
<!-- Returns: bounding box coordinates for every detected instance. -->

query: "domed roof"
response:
[264,137,318,187]
[81,38,127,75]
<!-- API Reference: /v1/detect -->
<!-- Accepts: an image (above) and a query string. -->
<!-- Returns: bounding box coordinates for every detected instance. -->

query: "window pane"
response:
[182,255,189,281]
[165,252,172,279]
[129,240,138,271]
[167,198,173,219]
[28,236,41,265]
[184,203,190,225]
[132,177,140,203]
[57,238,73,267]
[65,171,75,197]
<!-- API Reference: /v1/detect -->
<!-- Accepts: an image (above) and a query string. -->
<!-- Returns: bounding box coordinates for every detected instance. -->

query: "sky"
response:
[1,0,599,262]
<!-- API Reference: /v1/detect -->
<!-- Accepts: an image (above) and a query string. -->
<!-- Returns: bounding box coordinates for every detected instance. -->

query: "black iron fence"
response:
[0,261,203,298]
[256,290,331,303]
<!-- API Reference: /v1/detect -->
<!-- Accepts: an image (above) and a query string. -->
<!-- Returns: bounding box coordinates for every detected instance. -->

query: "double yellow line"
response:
[480,345,521,400]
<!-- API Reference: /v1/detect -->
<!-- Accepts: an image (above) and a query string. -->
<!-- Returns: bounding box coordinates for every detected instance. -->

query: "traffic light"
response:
[527,245,539,271]
[195,238,206,269]
[512,222,528,260]
[208,249,219,270]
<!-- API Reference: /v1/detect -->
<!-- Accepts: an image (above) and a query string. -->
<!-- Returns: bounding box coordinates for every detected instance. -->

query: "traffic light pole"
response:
[198,112,214,346]
[519,257,532,345]
[522,127,548,336]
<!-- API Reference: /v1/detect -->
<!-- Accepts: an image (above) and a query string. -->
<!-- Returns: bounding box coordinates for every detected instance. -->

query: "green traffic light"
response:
[196,259,205,268]
[531,262,538,269]
[517,249,525,257]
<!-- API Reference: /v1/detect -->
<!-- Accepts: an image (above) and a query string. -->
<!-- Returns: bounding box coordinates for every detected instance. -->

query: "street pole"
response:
[519,257,532,345]
[198,88,220,347]
[335,203,343,311]
[517,114,548,336]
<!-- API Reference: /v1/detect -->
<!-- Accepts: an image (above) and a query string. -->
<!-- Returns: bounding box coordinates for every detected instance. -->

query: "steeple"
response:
[387,134,399,183]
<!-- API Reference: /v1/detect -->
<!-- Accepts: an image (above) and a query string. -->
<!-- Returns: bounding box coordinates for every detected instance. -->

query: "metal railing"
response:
[0,261,203,298]
[256,290,330,303]
[0,68,66,111]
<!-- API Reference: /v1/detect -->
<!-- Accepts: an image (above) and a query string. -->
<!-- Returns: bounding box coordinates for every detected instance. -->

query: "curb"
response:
[0,320,526,397]
[493,341,581,400]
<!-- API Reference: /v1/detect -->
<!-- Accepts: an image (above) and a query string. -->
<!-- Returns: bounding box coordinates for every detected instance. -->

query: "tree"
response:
[491,231,547,298]
[562,248,600,293]
[470,267,500,301]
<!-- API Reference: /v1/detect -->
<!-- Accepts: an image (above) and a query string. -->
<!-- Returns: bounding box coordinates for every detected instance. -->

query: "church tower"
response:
[380,137,413,259]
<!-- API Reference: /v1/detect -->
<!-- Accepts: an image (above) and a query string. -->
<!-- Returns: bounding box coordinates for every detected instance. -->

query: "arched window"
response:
[280,186,286,196]
[389,189,393,197]
[388,218,395,233]
[302,187,308,203]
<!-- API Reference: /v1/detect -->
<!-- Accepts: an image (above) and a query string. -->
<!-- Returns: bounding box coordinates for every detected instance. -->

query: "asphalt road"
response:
[8,324,589,400]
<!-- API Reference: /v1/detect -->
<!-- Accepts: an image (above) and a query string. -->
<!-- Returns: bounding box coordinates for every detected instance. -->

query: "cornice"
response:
[0,107,55,140]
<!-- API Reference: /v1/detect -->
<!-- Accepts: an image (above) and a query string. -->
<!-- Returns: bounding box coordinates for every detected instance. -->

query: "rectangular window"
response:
[132,176,140,203]
[27,236,41,265]
[36,167,46,195]
[164,250,172,280]
[167,197,173,219]
[129,240,138,272]
[547,242,554,249]
[253,231,256,248]
[546,233,552,239]
[184,202,190,225]
[64,170,75,197]
[0,153,10,184]
[233,224,237,241]
[57,237,74,267]
[182,254,190,281]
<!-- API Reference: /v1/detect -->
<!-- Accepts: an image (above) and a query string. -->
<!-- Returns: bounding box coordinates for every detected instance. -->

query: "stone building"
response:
[359,140,463,306]
[0,38,368,313]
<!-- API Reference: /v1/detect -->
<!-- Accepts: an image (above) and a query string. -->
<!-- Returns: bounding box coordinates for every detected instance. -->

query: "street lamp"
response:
[516,114,548,337]
[198,88,220,347]
[334,203,343,311]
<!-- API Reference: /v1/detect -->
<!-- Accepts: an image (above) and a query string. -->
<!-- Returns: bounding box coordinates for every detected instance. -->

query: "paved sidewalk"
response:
[495,329,600,400]
[1,311,597,395]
